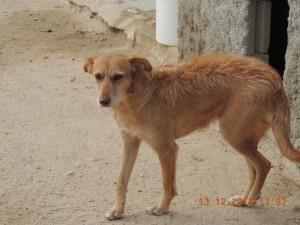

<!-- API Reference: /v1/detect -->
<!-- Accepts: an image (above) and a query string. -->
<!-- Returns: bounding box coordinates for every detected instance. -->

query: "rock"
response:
[66,171,75,176]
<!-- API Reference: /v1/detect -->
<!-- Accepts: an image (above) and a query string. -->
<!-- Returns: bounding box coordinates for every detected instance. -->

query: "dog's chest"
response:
[112,102,169,147]
[113,110,143,137]
[119,126,139,137]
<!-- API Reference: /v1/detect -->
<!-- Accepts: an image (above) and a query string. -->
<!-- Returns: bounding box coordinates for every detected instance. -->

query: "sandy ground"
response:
[1,1,300,225]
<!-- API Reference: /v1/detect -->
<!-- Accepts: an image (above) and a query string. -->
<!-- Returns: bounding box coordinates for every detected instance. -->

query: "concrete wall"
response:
[282,0,300,177]
[178,0,271,62]
[178,0,255,59]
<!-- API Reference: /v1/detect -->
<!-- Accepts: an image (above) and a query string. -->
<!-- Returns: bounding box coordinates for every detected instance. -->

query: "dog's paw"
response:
[145,206,169,216]
[104,206,124,220]
[228,195,245,206]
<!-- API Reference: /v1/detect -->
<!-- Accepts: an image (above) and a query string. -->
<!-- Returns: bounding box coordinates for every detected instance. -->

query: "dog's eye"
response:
[95,74,103,81]
[112,74,123,81]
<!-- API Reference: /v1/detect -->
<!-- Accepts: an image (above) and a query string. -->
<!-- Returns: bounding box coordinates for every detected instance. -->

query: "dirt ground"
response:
[1,1,300,225]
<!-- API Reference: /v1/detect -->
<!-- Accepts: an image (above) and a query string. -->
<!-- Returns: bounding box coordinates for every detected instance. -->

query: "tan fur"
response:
[84,52,300,220]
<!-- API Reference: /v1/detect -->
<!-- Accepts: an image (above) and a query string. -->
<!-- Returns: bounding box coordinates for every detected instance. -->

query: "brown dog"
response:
[84,52,300,220]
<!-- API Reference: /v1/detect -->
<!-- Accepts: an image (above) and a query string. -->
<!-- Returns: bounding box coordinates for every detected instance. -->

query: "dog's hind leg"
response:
[243,150,271,205]
[242,159,257,200]
[222,135,271,206]
[105,132,141,220]
[146,140,178,216]
[219,105,271,206]
[228,153,268,206]
[228,158,257,206]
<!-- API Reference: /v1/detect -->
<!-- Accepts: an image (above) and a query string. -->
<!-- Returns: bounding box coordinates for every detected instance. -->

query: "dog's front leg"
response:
[105,132,141,220]
[146,141,178,216]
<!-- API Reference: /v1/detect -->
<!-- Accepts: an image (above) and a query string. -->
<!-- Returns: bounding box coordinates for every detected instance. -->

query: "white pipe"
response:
[156,0,178,46]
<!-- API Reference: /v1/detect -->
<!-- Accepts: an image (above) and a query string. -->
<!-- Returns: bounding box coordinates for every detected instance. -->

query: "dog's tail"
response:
[271,89,300,162]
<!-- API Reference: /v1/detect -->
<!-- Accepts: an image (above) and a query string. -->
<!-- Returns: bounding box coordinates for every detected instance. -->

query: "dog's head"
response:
[84,53,152,107]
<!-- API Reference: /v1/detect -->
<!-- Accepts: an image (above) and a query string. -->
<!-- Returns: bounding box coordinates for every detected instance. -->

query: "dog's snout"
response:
[100,98,110,106]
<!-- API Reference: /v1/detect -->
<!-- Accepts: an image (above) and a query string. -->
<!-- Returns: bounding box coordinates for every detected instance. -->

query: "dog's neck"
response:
[125,70,155,108]
[113,65,189,115]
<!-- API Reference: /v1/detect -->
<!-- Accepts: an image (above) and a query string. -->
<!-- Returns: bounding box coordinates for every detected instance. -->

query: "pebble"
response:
[293,206,300,212]
[87,157,99,162]
[74,164,81,168]
[66,171,75,176]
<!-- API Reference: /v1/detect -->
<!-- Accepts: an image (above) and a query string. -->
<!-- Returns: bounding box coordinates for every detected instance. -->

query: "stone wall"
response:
[178,0,271,62]
[282,0,300,177]
[178,0,254,59]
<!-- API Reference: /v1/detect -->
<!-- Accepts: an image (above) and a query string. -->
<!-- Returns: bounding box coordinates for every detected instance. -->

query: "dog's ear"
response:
[84,57,95,73]
[129,57,152,72]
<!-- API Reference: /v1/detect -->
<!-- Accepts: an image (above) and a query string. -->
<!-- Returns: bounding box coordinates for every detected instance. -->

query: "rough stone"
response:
[283,0,300,173]
[178,0,256,59]
[69,0,154,42]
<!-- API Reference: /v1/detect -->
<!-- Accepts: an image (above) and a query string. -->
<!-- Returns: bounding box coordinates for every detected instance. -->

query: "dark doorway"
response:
[268,0,289,79]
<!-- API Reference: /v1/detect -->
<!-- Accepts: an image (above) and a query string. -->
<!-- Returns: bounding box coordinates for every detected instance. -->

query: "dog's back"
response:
[132,53,283,139]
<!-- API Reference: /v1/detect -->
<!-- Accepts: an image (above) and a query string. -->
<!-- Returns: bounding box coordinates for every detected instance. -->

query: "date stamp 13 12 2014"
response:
[199,196,287,206]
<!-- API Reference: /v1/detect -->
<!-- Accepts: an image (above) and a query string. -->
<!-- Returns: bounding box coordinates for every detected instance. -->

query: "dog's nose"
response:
[100,98,110,106]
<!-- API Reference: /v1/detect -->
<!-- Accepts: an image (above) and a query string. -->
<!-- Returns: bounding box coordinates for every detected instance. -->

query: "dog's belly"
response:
[172,98,227,139]
[172,106,222,139]
[173,116,216,139]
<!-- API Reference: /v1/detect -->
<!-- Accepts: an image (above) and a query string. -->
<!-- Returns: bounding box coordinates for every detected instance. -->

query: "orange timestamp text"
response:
[199,196,287,206]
